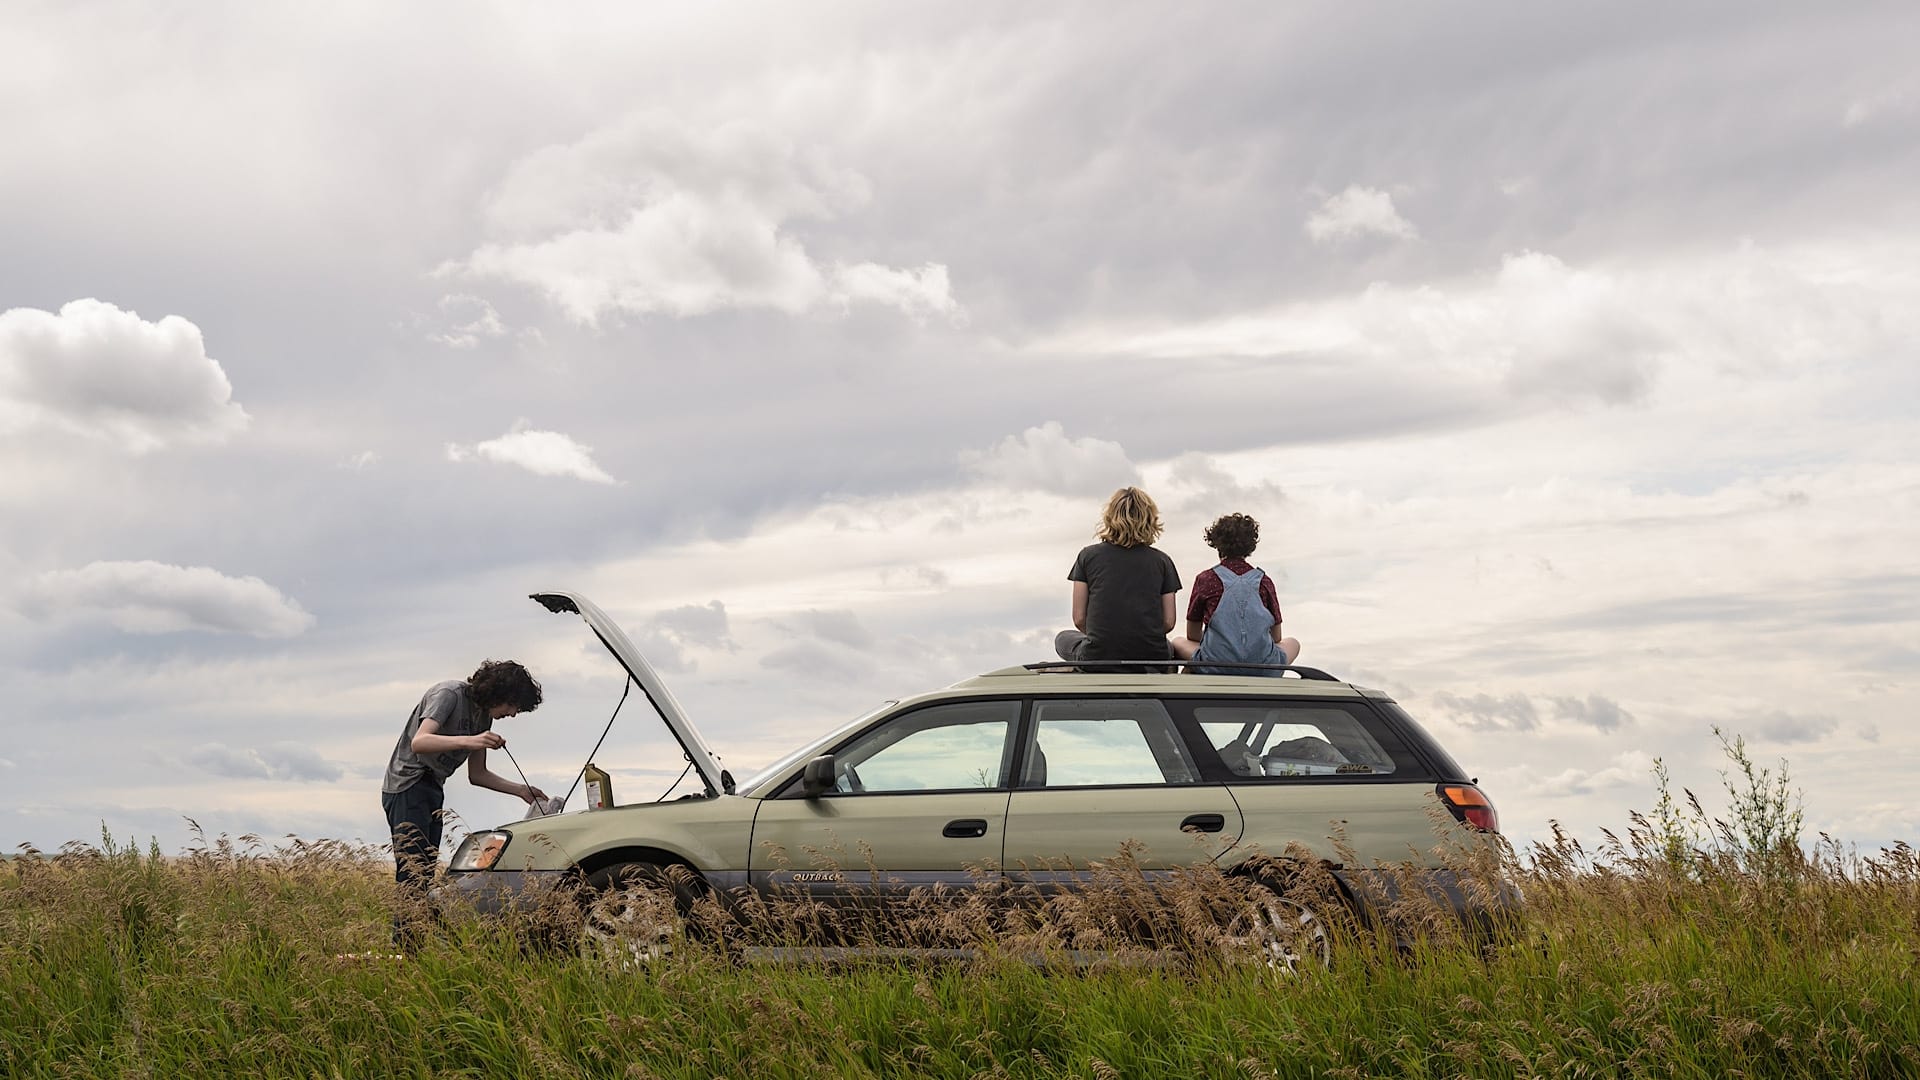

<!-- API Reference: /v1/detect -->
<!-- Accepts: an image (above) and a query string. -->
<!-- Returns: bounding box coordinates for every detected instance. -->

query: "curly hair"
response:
[466,659,543,713]
[1097,486,1164,548]
[1202,513,1260,560]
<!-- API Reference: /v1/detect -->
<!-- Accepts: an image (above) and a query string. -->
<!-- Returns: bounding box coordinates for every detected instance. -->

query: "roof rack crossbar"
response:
[1019,660,1340,682]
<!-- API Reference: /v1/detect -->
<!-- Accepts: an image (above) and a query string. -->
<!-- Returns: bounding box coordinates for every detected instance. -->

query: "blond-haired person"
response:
[1054,486,1182,672]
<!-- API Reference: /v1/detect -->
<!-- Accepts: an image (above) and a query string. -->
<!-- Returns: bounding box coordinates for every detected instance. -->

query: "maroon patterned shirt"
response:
[1185,558,1283,627]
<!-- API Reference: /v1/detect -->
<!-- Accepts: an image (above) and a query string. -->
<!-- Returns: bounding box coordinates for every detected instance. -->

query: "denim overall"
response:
[1191,565,1285,676]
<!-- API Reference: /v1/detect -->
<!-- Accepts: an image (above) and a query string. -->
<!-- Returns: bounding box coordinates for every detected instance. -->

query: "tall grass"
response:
[4,759,1917,1079]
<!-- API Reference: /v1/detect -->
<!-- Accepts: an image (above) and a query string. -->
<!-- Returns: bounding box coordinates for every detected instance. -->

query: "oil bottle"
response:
[582,762,614,810]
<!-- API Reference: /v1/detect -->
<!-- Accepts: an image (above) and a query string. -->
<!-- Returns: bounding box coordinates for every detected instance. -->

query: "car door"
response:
[1176,697,1436,868]
[749,698,1019,901]
[1002,696,1242,891]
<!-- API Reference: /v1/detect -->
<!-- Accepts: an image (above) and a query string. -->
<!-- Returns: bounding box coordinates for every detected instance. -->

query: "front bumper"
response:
[437,869,575,916]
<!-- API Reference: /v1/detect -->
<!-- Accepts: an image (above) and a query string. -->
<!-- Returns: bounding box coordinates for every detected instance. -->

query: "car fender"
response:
[498,795,759,876]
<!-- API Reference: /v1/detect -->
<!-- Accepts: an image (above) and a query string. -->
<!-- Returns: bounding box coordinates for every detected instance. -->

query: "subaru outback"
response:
[445,592,1512,967]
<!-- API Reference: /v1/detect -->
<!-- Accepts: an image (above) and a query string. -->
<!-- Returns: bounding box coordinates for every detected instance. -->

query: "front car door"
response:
[749,698,1019,901]
[1002,696,1242,891]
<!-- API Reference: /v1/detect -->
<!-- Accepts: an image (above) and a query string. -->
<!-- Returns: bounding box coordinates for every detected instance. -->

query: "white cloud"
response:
[19,560,315,638]
[760,640,866,682]
[1305,184,1417,244]
[339,450,379,470]
[787,609,874,649]
[427,293,507,349]
[447,422,616,484]
[880,565,951,590]
[1741,710,1840,745]
[628,627,694,673]
[188,742,345,783]
[1524,751,1655,798]
[655,600,733,642]
[0,299,248,452]
[1044,243,1920,408]
[1550,693,1635,732]
[828,262,959,321]
[960,421,1140,497]
[1165,452,1285,516]
[446,114,957,323]
[1431,690,1540,732]
[630,600,738,671]
[1841,87,1912,129]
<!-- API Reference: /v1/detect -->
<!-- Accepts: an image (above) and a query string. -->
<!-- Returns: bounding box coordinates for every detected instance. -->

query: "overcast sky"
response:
[4,2,1917,861]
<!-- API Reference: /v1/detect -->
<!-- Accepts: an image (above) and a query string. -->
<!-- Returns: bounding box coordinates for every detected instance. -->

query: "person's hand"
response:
[467,732,505,751]
[523,784,548,804]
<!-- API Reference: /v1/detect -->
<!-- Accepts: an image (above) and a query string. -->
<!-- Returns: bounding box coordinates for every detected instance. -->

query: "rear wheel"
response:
[1219,880,1333,975]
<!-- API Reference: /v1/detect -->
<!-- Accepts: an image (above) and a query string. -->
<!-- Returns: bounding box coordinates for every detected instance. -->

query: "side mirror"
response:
[800,754,836,797]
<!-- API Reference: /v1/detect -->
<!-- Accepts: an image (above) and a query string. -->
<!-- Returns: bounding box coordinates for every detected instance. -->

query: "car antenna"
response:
[560,675,632,808]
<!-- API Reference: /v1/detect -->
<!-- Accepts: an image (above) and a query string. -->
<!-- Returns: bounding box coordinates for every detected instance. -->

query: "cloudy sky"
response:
[5,3,1916,860]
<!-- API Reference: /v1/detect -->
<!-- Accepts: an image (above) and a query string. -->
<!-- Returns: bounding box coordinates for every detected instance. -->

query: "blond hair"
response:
[1097,486,1163,548]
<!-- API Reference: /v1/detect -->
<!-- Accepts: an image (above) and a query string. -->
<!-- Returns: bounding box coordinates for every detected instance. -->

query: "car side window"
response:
[1018,698,1200,788]
[1191,703,1400,778]
[830,700,1019,794]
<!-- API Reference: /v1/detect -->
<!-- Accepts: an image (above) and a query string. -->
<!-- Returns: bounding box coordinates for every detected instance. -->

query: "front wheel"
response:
[579,861,695,967]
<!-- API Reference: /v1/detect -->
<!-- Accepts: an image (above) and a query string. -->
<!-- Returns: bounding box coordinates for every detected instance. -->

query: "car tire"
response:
[1218,877,1334,975]
[579,861,700,967]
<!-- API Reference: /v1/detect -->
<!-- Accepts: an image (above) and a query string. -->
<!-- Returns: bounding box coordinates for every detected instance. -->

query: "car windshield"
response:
[734,701,897,795]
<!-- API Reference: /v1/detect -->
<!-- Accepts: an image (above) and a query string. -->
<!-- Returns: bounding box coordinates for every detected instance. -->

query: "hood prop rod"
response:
[561,676,631,808]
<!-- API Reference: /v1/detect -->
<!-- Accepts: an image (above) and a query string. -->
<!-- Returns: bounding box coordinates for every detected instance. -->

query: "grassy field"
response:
[5,754,1917,1079]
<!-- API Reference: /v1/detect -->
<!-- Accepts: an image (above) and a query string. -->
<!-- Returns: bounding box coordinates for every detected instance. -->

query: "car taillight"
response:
[1437,783,1500,833]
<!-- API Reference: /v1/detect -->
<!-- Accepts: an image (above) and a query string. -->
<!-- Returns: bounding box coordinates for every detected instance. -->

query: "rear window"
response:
[1180,700,1426,780]
[1022,698,1201,788]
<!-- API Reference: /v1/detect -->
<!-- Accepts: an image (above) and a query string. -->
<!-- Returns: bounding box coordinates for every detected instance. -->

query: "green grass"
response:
[9,733,1920,1080]
[5,818,1916,1080]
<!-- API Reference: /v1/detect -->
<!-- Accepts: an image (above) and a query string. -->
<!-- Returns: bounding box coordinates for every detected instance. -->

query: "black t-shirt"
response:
[1067,542,1182,660]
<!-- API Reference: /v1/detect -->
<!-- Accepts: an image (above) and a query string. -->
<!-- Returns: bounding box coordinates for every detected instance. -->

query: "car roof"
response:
[940,666,1383,700]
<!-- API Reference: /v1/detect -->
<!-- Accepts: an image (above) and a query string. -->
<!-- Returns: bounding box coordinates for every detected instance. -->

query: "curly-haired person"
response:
[380,659,547,947]
[1171,513,1301,675]
[1054,487,1183,671]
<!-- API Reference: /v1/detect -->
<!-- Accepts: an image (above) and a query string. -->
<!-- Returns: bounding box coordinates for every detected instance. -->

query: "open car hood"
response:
[531,591,735,797]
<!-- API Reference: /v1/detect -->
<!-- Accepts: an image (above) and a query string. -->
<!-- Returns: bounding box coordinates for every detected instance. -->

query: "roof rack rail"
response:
[1020,660,1340,681]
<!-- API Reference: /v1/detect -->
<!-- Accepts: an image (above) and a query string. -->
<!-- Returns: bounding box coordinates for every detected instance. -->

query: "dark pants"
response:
[382,780,444,948]
[1054,630,1173,673]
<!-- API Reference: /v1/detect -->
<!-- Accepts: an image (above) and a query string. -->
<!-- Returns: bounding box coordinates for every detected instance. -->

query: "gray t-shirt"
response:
[382,680,494,794]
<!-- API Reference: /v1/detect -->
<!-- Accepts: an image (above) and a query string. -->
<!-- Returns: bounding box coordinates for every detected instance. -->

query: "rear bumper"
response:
[1332,867,1524,937]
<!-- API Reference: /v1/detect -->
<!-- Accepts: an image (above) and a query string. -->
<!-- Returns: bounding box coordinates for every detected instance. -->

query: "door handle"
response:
[943,818,989,839]
[1180,813,1226,833]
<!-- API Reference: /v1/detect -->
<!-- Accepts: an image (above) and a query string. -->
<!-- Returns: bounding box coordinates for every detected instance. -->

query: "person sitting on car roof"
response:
[1171,512,1301,675]
[1054,486,1182,672]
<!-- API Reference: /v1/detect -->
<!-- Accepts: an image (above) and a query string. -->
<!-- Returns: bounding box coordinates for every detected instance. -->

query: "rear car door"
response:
[1174,697,1436,868]
[749,699,1018,900]
[1002,696,1242,890]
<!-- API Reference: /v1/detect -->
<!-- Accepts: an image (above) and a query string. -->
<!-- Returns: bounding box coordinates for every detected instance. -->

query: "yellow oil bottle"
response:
[582,762,614,810]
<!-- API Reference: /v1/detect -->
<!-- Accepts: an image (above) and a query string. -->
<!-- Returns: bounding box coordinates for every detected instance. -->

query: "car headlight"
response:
[450,831,512,871]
